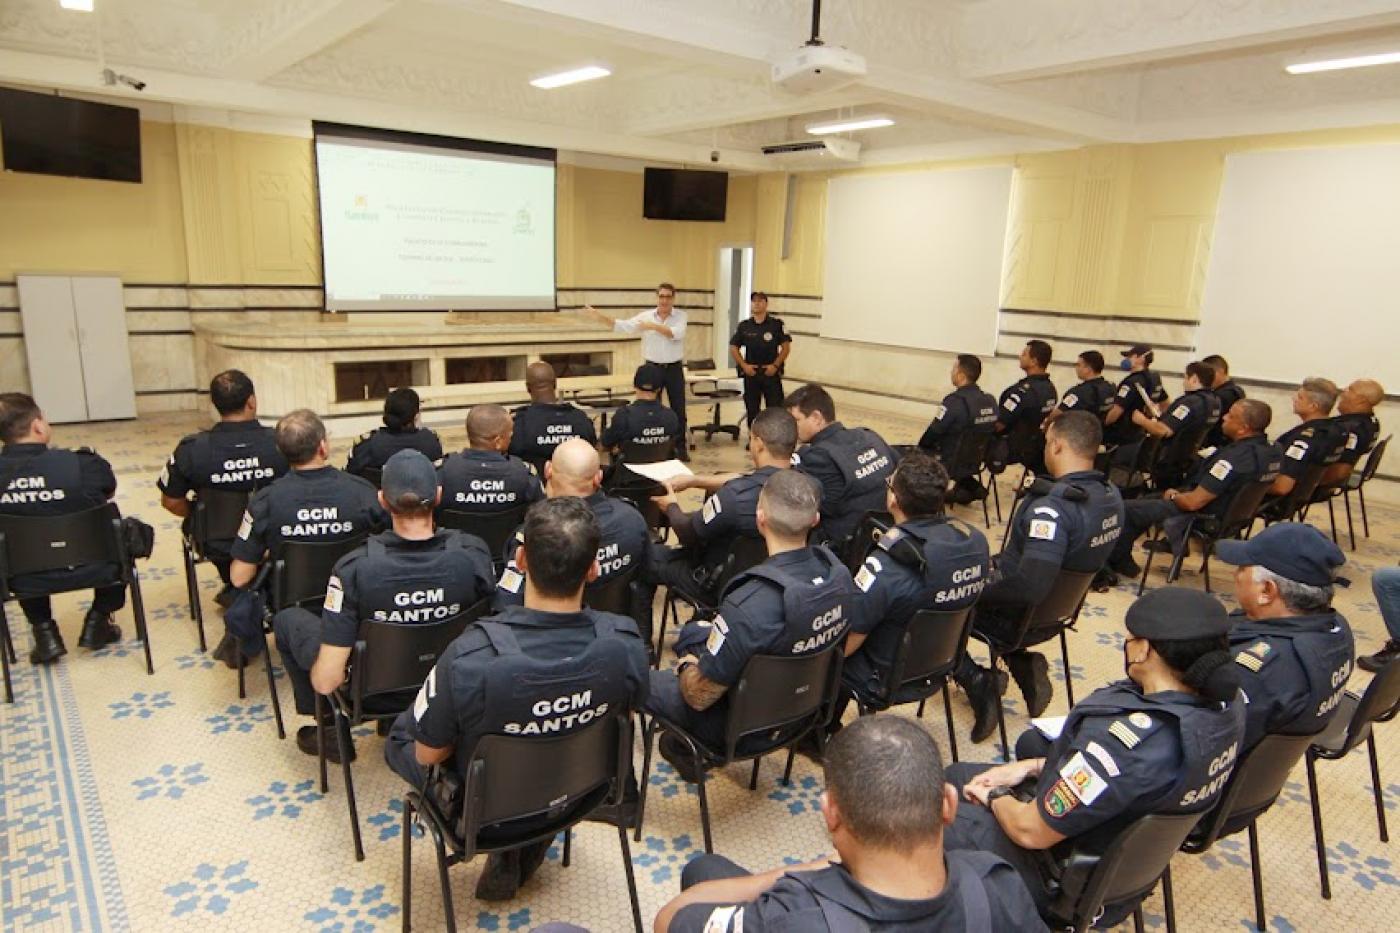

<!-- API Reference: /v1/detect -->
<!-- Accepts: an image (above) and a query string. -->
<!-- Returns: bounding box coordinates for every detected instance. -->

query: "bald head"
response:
[467,404,512,449]
[1342,378,1384,414]
[547,438,601,496]
[525,361,558,402]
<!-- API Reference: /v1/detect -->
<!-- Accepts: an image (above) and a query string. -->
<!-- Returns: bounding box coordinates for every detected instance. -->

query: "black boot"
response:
[29,619,67,665]
[956,658,1008,744]
[474,850,523,901]
[1359,639,1400,673]
[1006,651,1053,718]
[295,720,356,764]
[210,633,249,669]
[77,610,121,650]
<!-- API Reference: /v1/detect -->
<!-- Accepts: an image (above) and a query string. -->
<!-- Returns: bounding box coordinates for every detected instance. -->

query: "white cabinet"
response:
[17,274,136,424]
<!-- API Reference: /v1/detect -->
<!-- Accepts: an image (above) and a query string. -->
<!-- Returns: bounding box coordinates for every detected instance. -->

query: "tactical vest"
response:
[440,452,535,509]
[1011,474,1122,571]
[191,429,283,490]
[353,533,488,624]
[817,427,896,530]
[0,448,84,513]
[785,855,994,932]
[263,470,374,543]
[1232,614,1354,735]
[722,546,856,656]
[1086,378,1116,419]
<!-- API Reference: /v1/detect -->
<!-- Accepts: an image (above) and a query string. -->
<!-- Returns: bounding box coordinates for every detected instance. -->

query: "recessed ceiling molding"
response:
[806,115,895,135]
[529,65,611,89]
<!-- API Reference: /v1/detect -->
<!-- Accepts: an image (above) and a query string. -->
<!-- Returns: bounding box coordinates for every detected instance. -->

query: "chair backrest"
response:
[352,596,490,693]
[458,712,631,853]
[1050,811,1202,931]
[438,505,528,563]
[360,466,384,489]
[1026,569,1097,629]
[190,488,250,550]
[1274,461,1327,520]
[1005,418,1044,466]
[606,485,666,531]
[1104,439,1144,489]
[617,436,675,466]
[1188,732,1313,851]
[1215,476,1275,538]
[270,534,368,611]
[1359,435,1391,484]
[714,535,769,596]
[946,430,994,480]
[1335,659,1400,756]
[723,641,844,758]
[582,562,640,615]
[883,606,974,703]
[844,510,894,575]
[0,503,124,587]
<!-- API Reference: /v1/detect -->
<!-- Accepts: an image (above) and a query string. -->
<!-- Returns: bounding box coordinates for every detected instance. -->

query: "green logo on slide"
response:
[514,207,533,235]
[345,193,379,222]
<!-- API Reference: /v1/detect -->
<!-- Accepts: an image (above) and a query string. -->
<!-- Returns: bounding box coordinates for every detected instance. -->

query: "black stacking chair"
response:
[181,488,249,652]
[850,606,973,763]
[1343,435,1390,541]
[971,568,1096,759]
[0,502,151,701]
[1303,659,1400,898]
[1136,475,1275,596]
[606,437,676,539]
[944,431,997,527]
[1045,812,1200,933]
[244,534,367,739]
[438,505,528,572]
[844,510,895,576]
[582,563,653,646]
[1259,461,1327,526]
[636,641,845,853]
[687,359,742,443]
[1177,732,1314,932]
[317,598,491,861]
[359,466,384,488]
[403,712,643,933]
[655,534,767,666]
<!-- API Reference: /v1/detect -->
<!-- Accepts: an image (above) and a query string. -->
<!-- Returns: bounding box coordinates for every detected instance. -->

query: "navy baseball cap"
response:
[381,449,438,507]
[634,363,664,392]
[1125,587,1232,640]
[1214,522,1346,587]
[1121,344,1153,357]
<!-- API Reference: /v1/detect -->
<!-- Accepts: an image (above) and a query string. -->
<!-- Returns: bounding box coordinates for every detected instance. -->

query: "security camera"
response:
[101,68,147,92]
[710,150,720,163]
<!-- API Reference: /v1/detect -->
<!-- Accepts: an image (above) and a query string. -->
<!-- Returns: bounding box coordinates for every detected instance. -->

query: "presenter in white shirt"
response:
[585,282,691,459]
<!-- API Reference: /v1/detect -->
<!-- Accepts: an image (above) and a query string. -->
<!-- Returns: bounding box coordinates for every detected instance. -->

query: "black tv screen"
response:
[0,88,141,183]
[644,168,728,222]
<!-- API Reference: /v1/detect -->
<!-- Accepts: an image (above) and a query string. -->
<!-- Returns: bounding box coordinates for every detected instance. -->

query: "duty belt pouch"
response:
[122,515,156,560]
[224,587,268,655]
[427,764,464,822]
[986,435,1010,473]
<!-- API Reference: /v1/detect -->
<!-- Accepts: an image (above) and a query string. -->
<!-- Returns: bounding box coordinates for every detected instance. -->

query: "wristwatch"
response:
[986,785,1017,806]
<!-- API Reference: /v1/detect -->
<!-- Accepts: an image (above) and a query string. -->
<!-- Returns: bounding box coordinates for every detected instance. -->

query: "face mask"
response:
[1120,358,1133,371]
[1122,642,1137,681]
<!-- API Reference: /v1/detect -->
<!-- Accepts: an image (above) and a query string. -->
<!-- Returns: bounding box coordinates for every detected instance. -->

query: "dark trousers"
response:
[1108,497,1191,567]
[682,854,750,888]
[15,563,126,625]
[653,360,688,438]
[943,759,1053,915]
[742,373,784,427]
[645,668,727,748]
[272,606,323,717]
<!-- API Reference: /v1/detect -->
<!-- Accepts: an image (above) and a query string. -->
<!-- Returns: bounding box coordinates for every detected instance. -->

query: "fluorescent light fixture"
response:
[1286,50,1400,74]
[806,115,895,135]
[59,0,94,10]
[530,65,611,89]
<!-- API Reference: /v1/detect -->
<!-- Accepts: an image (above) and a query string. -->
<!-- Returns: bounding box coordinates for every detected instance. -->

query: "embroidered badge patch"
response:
[1044,779,1079,817]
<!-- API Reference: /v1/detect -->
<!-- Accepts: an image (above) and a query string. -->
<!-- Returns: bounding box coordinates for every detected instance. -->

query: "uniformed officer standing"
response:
[1215,523,1354,751]
[1104,344,1169,447]
[784,383,899,550]
[1201,354,1246,449]
[729,291,792,427]
[346,387,442,480]
[1046,351,1115,426]
[1132,361,1223,489]
[956,412,1125,741]
[840,452,990,715]
[507,361,598,471]
[1261,378,1347,512]
[495,439,652,619]
[227,410,386,657]
[944,587,1246,922]
[995,340,1058,474]
[646,470,859,781]
[437,404,543,517]
[0,393,124,663]
[655,717,1045,933]
[601,363,681,459]
[648,408,795,607]
[1325,378,1384,486]
[385,497,650,901]
[273,450,496,761]
[158,369,288,601]
[1103,400,1281,583]
[917,353,997,503]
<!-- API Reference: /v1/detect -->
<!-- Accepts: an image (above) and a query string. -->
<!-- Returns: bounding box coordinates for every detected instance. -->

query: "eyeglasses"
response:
[885,473,898,489]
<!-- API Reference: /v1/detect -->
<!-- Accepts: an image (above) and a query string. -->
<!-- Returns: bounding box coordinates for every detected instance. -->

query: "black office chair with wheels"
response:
[0,502,152,702]
[1045,812,1200,933]
[181,488,249,653]
[1303,659,1400,898]
[850,606,974,763]
[655,534,767,666]
[438,505,528,572]
[403,712,644,933]
[1136,474,1275,596]
[317,598,492,861]
[1177,731,1314,932]
[687,359,742,444]
[971,568,1096,759]
[635,641,845,853]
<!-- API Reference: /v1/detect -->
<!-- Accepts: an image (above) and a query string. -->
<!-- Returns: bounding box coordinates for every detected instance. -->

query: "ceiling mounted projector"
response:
[760,137,861,165]
[771,0,867,94]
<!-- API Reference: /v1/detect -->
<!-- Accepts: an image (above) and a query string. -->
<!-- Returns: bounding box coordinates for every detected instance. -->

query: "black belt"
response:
[649,360,683,367]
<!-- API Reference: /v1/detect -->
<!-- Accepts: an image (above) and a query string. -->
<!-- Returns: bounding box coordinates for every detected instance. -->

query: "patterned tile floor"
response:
[2,407,1398,932]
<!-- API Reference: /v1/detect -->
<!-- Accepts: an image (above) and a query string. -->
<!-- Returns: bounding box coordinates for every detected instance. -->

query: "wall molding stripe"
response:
[1000,307,1200,326]
[129,329,195,337]
[135,388,200,396]
[999,329,1196,353]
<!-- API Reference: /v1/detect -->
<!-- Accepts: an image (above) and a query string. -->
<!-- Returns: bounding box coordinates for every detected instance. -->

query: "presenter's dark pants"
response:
[742,373,784,426]
[654,361,688,442]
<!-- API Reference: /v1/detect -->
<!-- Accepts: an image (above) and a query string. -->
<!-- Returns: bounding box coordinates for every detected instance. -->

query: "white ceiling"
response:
[3,0,1400,170]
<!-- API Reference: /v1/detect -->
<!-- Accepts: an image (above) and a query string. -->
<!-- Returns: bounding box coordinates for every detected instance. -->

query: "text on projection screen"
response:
[820,164,1012,354]
[316,136,555,311]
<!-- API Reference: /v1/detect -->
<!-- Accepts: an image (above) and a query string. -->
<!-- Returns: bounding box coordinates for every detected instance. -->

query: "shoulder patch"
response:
[324,575,344,613]
[1062,393,1078,407]
[1028,518,1058,541]
[1234,641,1276,673]
[701,906,739,933]
[854,563,877,593]
[1032,506,1059,518]
[701,496,722,524]
[1003,395,1019,412]
[236,510,254,540]
[1057,750,1109,806]
[1286,441,1309,461]
[1108,720,1141,749]
[1208,459,1233,481]
[498,567,524,594]
[1171,404,1190,421]
[357,431,372,442]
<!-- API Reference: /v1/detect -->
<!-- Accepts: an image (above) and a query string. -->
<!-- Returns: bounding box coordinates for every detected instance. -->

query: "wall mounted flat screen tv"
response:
[0,88,142,183]
[644,167,728,221]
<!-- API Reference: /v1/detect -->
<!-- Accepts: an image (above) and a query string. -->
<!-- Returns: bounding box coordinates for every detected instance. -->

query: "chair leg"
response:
[1305,752,1331,899]
[237,646,247,699]
[431,819,457,933]
[1343,492,1356,551]
[1327,498,1339,546]
[782,747,796,786]
[942,682,959,763]
[129,570,153,675]
[335,713,364,862]
[1133,906,1144,933]
[183,544,206,652]
[1162,864,1177,933]
[1137,540,1157,596]
[1247,822,1265,932]
[748,757,761,791]
[315,695,329,794]
[990,472,1002,524]
[695,751,714,854]
[915,698,926,718]
[1058,627,1075,708]
[1164,540,1187,587]
[1369,734,1389,842]
[562,828,572,868]
[634,718,656,843]
[1359,485,1371,538]
[618,825,644,933]
[402,796,413,933]
[264,647,286,740]
[0,606,13,704]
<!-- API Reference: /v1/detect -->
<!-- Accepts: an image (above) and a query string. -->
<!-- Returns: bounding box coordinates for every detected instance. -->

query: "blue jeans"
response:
[1372,566,1400,641]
